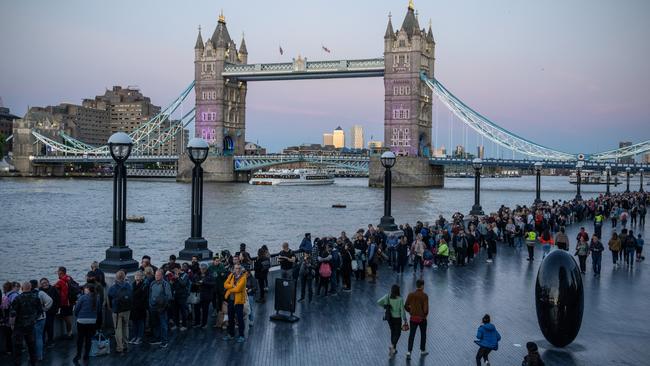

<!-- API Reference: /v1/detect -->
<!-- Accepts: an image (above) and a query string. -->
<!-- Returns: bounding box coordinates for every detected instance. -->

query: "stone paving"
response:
[3,220,648,366]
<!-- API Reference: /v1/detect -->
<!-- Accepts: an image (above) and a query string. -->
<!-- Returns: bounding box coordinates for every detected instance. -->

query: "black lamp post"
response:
[605,164,611,196]
[625,167,631,193]
[575,162,583,201]
[534,162,543,204]
[470,158,484,216]
[180,138,213,261]
[378,151,398,231]
[640,168,645,193]
[99,132,138,273]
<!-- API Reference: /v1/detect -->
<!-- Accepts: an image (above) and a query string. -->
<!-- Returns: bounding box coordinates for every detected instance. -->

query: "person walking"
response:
[554,227,569,251]
[539,229,555,259]
[525,230,537,261]
[377,284,408,357]
[148,269,172,348]
[72,284,100,364]
[107,270,132,353]
[396,236,409,275]
[474,314,501,366]
[129,271,148,345]
[608,232,622,269]
[411,234,426,276]
[193,264,215,328]
[10,282,41,366]
[589,235,604,277]
[624,230,637,268]
[223,263,247,343]
[636,233,644,262]
[29,279,52,362]
[404,279,429,360]
[575,237,589,274]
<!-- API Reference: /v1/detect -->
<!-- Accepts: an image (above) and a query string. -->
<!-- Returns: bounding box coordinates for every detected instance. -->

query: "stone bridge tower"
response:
[194,11,247,155]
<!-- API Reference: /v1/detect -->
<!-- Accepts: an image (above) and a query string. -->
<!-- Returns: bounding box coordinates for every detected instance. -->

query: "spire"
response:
[401,1,420,38]
[239,32,248,54]
[384,12,395,39]
[427,19,434,43]
[218,9,225,24]
[211,10,232,48]
[195,26,204,50]
[408,0,415,11]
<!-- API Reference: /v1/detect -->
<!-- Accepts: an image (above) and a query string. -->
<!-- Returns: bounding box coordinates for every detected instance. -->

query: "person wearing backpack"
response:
[11,282,41,366]
[474,314,501,366]
[108,270,133,353]
[54,266,79,339]
[377,284,407,358]
[148,269,172,348]
[317,246,333,296]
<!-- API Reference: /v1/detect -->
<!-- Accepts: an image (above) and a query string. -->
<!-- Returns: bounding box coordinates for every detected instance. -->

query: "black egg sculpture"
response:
[535,250,584,347]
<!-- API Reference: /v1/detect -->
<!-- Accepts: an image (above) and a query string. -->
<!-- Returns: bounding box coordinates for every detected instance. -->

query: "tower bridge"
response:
[13,1,650,184]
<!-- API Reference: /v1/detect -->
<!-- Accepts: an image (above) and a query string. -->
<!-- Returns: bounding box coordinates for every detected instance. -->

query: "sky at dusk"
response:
[1,0,649,154]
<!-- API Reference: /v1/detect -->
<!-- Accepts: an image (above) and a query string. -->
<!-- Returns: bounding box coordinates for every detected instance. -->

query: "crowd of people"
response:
[1,191,647,365]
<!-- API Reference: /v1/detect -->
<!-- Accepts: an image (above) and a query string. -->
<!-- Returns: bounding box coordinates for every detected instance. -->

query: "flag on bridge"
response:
[279,45,284,55]
[322,44,331,53]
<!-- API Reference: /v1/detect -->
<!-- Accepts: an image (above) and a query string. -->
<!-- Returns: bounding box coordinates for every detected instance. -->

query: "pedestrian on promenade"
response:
[636,233,644,262]
[575,237,589,274]
[170,266,190,331]
[193,264,215,328]
[594,211,604,239]
[608,231,622,269]
[437,239,449,268]
[73,284,100,364]
[624,230,637,268]
[38,278,59,348]
[299,233,312,252]
[521,341,545,366]
[317,245,333,296]
[29,279,52,361]
[223,263,247,343]
[368,238,380,283]
[298,252,315,302]
[474,314,501,366]
[404,279,429,360]
[589,235,604,277]
[11,281,41,366]
[277,242,296,279]
[639,204,646,227]
[377,284,407,358]
[539,229,554,259]
[108,270,132,353]
[340,242,354,292]
[525,230,537,261]
[396,236,409,274]
[353,232,368,280]
[554,227,569,251]
[54,266,77,339]
[411,234,426,276]
[129,271,148,345]
[486,224,498,263]
[254,246,271,303]
[148,269,172,348]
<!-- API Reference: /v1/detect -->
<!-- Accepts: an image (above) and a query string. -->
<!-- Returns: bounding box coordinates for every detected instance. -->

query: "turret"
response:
[194,26,204,59]
[238,33,248,63]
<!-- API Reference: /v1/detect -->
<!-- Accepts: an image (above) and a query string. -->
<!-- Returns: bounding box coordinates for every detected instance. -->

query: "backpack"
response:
[261,258,271,271]
[67,278,81,304]
[115,285,132,313]
[318,262,332,278]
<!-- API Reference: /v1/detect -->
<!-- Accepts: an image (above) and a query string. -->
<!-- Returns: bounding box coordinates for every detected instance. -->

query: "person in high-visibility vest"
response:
[525,230,537,261]
[594,212,604,239]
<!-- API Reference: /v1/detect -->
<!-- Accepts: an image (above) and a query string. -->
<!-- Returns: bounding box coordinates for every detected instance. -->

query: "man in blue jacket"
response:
[107,270,133,353]
[148,269,172,348]
[299,233,312,253]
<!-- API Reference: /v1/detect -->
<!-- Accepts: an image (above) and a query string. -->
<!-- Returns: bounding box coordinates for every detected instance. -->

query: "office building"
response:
[323,133,333,146]
[477,145,485,159]
[350,125,364,149]
[643,152,650,164]
[333,126,345,148]
[617,141,634,164]
[0,106,19,153]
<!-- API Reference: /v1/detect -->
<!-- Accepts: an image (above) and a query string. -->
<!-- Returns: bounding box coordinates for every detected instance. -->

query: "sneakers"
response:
[406,351,411,360]
[388,346,396,357]
[421,350,429,356]
[132,338,142,345]
[160,342,168,349]
[222,335,234,341]
[236,336,245,343]
[127,338,137,344]
[149,340,162,345]
[486,259,493,263]
[179,326,187,331]
[170,325,177,331]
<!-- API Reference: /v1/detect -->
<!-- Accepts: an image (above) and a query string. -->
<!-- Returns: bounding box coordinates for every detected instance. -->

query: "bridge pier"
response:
[369,156,443,188]
[178,154,237,182]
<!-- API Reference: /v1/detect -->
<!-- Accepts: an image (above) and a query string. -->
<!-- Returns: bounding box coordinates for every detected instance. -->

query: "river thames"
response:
[0,175,629,281]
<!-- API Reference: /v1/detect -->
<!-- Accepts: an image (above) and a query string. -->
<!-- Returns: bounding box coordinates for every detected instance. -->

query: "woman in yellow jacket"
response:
[222,264,248,343]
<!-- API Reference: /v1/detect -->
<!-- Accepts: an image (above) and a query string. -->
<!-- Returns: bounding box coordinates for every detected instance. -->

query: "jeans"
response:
[413,256,423,273]
[112,311,130,351]
[75,323,95,360]
[44,313,55,345]
[247,294,254,322]
[318,276,330,296]
[592,251,602,274]
[173,298,189,327]
[33,318,45,360]
[578,255,587,273]
[300,275,313,301]
[151,309,168,343]
[626,249,635,266]
[330,269,338,292]
[281,269,293,279]
[515,236,523,250]
[227,302,245,338]
[407,319,427,352]
[13,325,36,366]
[527,245,535,260]
[476,347,492,366]
[194,300,210,326]
[388,317,402,348]
[542,244,551,258]
[132,318,145,340]
[611,250,618,264]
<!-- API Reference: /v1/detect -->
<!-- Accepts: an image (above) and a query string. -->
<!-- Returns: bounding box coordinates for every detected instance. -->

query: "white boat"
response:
[249,169,334,186]
[569,170,621,185]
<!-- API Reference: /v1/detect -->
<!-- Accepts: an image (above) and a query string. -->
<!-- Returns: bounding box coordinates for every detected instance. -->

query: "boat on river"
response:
[249,169,334,186]
[569,170,621,185]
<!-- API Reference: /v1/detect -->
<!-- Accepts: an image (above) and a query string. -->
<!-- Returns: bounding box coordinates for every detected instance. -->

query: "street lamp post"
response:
[605,165,611,196]
[625,167,631,193]
[534,162,543,204]
[640,168,645,193]
[470,158,484,216]
[378,151,398,231]
[99,132,138,273]
[179,138,213,261]
[575,163,583,201]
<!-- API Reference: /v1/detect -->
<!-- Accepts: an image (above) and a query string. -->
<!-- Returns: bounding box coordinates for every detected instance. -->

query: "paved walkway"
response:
[4,220,648,366]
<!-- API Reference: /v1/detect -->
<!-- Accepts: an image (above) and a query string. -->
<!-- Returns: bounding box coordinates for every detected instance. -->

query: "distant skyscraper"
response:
[477,145,485,159]
[367,140,383,150]
[323,133,333,146]
[618,141,634,164]
[643,152,650,164]
[350,125,364,149]
[454,145,465,158]
[333,126,345,148]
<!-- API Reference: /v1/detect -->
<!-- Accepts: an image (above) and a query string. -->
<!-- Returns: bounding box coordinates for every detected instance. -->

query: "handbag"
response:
[401,322,410,332]
[188,292,200,305]
[351,259,359,272]
[90,331,110,357]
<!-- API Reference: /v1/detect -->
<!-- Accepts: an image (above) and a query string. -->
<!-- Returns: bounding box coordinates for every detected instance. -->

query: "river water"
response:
[0,175,634,282]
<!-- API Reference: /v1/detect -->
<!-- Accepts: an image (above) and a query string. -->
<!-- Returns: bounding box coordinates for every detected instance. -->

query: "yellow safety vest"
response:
[526,231,537,241]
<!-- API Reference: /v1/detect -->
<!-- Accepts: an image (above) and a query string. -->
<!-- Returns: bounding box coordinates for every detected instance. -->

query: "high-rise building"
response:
[89,86,161,136]
[368,140,383,149]
[350,125,364,149]
[454,145,465,158]
[333,126,345,148]
[0,106,19,153]
[323,133,333,146]
[477,145,485,159]
[618,141,634,164]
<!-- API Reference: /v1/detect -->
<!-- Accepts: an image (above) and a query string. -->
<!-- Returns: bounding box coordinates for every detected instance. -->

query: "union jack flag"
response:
[279,45,284,55]
[322,45,331,53]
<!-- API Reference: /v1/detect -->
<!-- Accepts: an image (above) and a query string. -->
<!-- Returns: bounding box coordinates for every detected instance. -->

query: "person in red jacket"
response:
[54,266,74,339]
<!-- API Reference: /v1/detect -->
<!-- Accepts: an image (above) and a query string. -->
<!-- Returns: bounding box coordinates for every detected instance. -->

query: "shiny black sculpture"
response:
[535,250,584,347]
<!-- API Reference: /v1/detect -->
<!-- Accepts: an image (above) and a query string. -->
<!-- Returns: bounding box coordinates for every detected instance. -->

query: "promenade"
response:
[3,217,648,366]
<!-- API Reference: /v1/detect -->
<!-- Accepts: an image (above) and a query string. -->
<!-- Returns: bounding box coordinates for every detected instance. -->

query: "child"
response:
[474,314,501,366]
[521,341,545,366]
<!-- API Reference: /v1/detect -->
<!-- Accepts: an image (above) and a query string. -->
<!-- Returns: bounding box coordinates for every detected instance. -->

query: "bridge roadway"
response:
[222,58,385,81]
[7,220,648,365]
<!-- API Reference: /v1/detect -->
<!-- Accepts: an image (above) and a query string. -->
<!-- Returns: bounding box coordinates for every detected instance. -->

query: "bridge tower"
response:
[194,11,247,155]
[371,1,443,187]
